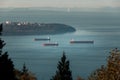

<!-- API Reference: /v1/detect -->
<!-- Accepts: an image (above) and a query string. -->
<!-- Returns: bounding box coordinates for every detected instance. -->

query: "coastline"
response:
[2,22,76,35]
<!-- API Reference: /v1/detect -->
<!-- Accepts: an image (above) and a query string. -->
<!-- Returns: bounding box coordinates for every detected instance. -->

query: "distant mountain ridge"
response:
[0,7,120,12]
[2,21,76,35]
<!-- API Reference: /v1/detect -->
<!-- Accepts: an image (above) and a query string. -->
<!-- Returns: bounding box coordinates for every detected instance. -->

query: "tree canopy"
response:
[88,48,120,80]
[51,51,73,80]
[0,23,16,80]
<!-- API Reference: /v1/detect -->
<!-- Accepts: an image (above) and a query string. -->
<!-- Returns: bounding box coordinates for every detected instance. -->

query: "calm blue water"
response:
[1,10,120,80]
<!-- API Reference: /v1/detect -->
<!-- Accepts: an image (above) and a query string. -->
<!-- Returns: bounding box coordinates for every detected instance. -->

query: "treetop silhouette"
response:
[51,51,73,80]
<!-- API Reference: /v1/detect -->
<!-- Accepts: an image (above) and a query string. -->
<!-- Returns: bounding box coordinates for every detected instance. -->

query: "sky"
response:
[0,0,120,8]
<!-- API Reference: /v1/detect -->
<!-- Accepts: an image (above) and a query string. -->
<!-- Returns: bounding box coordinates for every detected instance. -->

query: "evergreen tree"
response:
[22,63,28,74]
[51,51,73,80]
[0,23,3,35]
[0,23,16,80]
[20,63,37,80]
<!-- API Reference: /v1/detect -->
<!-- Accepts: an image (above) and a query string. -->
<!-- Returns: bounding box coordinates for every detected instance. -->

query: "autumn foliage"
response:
[88,48,120,80]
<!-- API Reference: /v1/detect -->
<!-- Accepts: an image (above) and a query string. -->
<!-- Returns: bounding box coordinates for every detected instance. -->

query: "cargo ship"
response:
[34,37,50,41]
[43,42,58,46]
[70,40,94,44]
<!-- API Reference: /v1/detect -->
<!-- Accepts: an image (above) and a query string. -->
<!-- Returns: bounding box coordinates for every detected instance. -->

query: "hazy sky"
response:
[0,0,120,8]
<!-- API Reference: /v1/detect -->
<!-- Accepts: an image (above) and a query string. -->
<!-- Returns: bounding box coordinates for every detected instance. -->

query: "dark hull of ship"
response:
[43,43,58,46]
[34,38,50,41]
[70,41,94,44]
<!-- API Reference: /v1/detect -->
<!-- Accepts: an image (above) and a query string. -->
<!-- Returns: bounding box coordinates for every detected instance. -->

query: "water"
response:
[1,10,120,80]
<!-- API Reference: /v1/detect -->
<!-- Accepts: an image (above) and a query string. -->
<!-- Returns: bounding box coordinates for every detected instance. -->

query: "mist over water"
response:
[1,10,120,80]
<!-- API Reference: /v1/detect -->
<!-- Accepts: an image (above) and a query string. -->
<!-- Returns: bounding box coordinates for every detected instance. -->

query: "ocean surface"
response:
[1,10,120,80]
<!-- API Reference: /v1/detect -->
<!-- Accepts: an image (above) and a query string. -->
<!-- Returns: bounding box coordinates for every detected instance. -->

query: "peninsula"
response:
[2,21,76,35]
